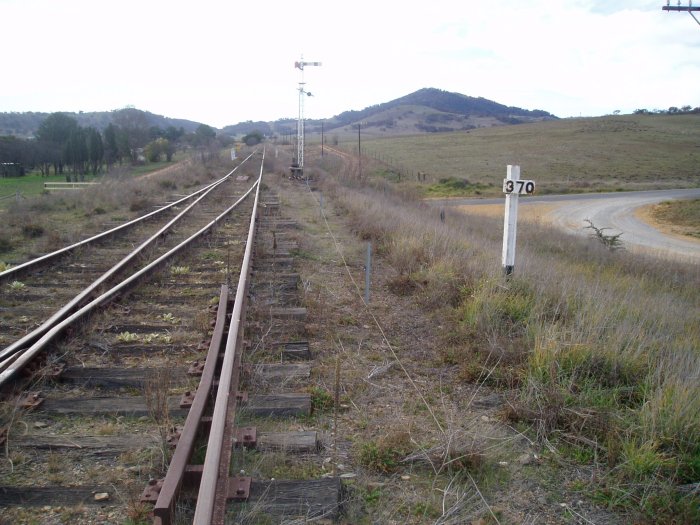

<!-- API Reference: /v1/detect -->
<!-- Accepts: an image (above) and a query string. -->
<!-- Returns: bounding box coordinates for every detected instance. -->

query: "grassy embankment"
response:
[321,114,700,198]
[0,154,230,269]
[0,160,180,211]
[302,117,700,522]
[651,199,700,239]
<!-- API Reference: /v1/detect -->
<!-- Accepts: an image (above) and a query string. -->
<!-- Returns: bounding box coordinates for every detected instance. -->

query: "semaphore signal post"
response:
[662,1,700,26]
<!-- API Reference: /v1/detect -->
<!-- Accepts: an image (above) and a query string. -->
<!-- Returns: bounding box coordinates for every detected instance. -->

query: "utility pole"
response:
[357,122,362,179]
[291,58,321,178]
[662,1,700,26]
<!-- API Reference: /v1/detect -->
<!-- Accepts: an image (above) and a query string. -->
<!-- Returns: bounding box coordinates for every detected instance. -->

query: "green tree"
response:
[242,131,263,146]
[112,108,150,161]
[194,124,216,146]
[144,137,171,162]
[36,112,78,174]
[87,127,103,174]
[164,126,184,142]
[104,123,119,168]
[64,127,88,180]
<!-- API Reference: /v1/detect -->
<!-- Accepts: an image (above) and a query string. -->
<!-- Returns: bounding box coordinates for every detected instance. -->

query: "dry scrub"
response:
[310,157,700,523]
[0,149,243,264]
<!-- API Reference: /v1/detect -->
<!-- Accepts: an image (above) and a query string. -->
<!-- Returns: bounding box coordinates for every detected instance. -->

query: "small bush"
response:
[0,236,13,254]
[309,386,334,413]
[357,431,411,473]
[129,197,153,212]
[22,223,45,238]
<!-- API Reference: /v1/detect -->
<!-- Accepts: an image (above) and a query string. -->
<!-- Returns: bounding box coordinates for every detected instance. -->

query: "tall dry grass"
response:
[315,163,700,521]
[0,151,238,263]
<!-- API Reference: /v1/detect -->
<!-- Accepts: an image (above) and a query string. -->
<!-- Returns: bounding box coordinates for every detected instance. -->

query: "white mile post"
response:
[502,165,520,276]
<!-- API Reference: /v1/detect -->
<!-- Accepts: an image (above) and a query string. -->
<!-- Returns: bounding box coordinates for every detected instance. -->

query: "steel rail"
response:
[152,283,230,525]
[0,152,254,285]
[0,155,253,368]
[0,166,262,389]
[192,149,264,524]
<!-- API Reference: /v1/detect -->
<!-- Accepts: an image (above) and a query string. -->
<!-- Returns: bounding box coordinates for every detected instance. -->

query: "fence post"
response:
[365,242,372,304]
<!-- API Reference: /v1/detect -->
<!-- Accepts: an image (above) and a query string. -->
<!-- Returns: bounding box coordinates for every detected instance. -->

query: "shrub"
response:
[22,223,45,238]
[0,236,13,254]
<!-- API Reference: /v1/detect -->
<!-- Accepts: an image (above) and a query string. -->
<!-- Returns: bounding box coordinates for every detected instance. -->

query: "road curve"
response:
[436,188,700,261]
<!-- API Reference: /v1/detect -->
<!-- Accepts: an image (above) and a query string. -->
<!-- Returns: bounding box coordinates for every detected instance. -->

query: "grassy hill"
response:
[320,114,700,195]
[307,87,555,135]
[223,88,557,138]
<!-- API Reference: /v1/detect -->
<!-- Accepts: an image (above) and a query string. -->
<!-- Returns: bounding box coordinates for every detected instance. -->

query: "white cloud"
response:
[0,0,698,127]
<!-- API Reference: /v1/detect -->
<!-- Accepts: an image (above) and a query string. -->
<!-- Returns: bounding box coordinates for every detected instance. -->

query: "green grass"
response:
[338,114,700,195]
[0,161,175,212]
[424,176,495,197]
[0,172,90,206]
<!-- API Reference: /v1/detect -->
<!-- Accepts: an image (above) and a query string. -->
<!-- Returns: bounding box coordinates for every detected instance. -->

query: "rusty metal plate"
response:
[140,478,164,503]
[187,360,205,377]
[179,389,196,409]
[227,476,251,501]
[19,392,44,410]
[166,426,182,447]
[44,362,66,379]
[236,391,249,403]
[234,427,257,448]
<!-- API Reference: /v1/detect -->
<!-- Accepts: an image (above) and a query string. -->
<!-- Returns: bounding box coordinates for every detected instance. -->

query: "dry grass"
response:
[332,114,700,196]
[650,198,700,239]
[143,367,173,474]
[310,158,700,522]
[0,149,241,264]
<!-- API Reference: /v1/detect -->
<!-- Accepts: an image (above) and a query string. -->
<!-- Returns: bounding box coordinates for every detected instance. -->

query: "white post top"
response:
[507,164,520,181]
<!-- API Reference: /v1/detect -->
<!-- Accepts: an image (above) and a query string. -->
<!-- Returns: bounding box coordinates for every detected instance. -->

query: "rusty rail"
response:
[192,150,264,524]
[152,284,231,525]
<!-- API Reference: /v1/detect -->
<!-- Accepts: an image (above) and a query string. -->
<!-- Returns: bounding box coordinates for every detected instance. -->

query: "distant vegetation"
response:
[0,108,205,139]
[0,109,231,182]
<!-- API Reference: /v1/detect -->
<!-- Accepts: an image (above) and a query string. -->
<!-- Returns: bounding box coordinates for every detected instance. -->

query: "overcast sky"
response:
[1,0,698,128]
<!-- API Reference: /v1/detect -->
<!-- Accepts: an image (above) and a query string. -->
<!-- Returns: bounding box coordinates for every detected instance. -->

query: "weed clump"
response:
[357,431,412,473]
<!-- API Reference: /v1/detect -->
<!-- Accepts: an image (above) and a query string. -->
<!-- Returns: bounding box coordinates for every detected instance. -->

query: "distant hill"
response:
[0,109,206,139]
[317,88,555,131]
[1,88,557,140]
[220,87,557,138]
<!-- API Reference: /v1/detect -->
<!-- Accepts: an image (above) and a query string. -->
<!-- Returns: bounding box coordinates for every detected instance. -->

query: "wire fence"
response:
[0,191,23,202]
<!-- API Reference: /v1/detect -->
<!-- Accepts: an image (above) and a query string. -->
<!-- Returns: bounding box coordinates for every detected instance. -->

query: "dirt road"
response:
[437,189,700,261]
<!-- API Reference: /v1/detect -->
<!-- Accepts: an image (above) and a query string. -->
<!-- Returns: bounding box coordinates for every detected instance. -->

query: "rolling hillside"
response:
[307,87,556,135]
[221,88,557,138]
[327,113,700,195]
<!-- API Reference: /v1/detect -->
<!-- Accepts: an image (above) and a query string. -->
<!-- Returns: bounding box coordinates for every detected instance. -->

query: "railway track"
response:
[0,152,257,362]
[0,150,342,524]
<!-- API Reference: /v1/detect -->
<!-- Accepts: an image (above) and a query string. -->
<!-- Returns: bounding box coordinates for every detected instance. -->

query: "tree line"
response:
[0,108,225,180]
[633,105,700,115]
